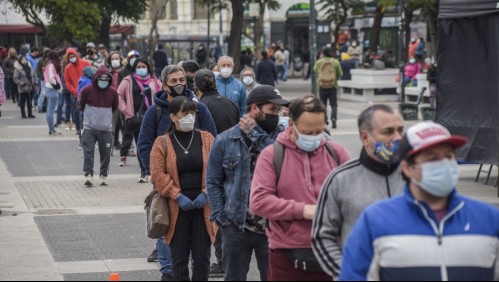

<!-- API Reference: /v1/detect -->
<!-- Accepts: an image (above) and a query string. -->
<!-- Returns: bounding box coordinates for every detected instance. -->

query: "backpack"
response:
[273,141,339,184]
[318,60,337,89]
[144,136,170,239]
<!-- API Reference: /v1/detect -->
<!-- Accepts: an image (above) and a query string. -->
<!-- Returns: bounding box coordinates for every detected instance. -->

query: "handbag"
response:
[125,97,145,132]
[285,249,323,273]
[144,136,170,239]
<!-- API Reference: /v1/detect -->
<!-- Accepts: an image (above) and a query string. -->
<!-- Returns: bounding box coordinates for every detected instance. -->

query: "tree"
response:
[253,1,281,60]
[228,0,244,71]
[148,0,169,62]
[318,0,355,47]
[9,0,147,48]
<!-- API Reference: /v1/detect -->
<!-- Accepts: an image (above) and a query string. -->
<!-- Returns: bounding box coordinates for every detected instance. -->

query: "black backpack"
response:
[273,141,339,184]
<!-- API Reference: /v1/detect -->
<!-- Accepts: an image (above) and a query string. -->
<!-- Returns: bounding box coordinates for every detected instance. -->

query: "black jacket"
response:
[256,58,277,86]
[200,89,240,134]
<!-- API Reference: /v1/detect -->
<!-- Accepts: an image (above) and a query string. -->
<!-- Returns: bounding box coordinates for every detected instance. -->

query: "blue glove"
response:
[176,194,194,211]
[193,193,209,209]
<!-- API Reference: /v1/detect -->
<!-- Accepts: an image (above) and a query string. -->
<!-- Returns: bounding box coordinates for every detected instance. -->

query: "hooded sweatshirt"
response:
[78,66,118,131]
[137,89,217,175]
[64,48,91,97]
[250,128,351,250]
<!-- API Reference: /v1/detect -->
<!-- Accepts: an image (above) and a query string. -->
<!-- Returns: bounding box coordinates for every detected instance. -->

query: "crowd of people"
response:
[0,40,497,282]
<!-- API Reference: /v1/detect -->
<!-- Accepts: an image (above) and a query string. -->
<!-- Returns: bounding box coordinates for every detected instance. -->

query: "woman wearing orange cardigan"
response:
[150,96,217,281]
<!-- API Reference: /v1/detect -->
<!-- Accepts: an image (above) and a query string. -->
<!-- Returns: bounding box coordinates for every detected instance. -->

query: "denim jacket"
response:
[207,123,284,229]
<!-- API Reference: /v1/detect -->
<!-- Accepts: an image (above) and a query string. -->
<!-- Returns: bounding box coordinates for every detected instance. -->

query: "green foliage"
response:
[10,0,147,44]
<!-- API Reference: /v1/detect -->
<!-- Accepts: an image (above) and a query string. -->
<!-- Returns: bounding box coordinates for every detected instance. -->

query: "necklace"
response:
[173,131,195,154]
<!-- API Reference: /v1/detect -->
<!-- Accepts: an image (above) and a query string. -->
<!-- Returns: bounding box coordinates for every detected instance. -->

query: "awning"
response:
[439,0,499,19]
[110,25,134,34]
[0,24,43,33]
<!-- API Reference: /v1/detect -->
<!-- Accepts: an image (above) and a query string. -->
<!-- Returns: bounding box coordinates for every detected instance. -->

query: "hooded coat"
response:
[13,61,37,94]
[64,48,91,97]
[78,66,119,131]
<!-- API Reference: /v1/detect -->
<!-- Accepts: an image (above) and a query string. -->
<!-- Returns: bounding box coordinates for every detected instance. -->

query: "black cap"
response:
[247,85,289,106]
[182,60,200,73]
[194,69,216,92]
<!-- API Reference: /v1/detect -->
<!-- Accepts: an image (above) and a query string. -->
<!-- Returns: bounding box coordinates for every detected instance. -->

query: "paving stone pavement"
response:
[0,79,497,281]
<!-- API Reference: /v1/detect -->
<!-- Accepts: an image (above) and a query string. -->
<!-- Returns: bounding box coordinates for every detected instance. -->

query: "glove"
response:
[176,194,194,211]
[193,193,208,209]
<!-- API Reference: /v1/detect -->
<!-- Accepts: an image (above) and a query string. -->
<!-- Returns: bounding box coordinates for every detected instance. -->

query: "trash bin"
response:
[399,104,419,121]
[421,106,436,121]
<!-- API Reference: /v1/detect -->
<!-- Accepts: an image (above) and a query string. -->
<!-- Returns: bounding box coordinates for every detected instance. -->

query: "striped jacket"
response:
[340,186,499,281]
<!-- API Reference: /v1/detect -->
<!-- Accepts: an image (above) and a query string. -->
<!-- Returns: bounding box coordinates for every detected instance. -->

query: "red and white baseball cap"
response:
[395,121,467,161]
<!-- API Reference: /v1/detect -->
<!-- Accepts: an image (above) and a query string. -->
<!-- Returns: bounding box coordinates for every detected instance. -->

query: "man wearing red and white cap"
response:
[340,121,499,281]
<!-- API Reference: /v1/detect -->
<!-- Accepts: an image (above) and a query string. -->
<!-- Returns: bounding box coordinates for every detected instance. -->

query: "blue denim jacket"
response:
[206,124,284,229]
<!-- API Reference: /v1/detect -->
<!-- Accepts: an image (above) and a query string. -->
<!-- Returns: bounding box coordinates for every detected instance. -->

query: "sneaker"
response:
[65,122,71,131]
[147,249,158,262]
[129,149,136,157]
[84,175,93,187]
[332,119,337,129]
[118,156,127,167]
[209,262,224,276]
[99,176,108,186]
[78,144,83,150]
[55,122,61,128]
[138,172,149,183]
[28,115,36,119]
[161,273,174,281]
[49,131,62,136]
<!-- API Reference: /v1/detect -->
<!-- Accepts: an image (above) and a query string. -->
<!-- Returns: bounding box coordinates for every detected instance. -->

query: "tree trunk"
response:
[369,5,385,53]
[99,15,112,49]
[254,2,265,60]
[404,8,414,60]
[426,4,438,59]
[229,0,244,72]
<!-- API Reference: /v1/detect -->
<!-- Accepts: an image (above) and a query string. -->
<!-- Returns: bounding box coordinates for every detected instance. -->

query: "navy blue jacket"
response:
[256,58,277,86]
[137,89,217,175]
[340,186,499,281]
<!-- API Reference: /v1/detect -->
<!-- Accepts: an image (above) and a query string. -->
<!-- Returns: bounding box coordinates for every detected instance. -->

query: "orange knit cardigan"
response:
[150,130,217,244]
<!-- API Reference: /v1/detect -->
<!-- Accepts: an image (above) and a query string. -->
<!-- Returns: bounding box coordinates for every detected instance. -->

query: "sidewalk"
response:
[0,80,497,281]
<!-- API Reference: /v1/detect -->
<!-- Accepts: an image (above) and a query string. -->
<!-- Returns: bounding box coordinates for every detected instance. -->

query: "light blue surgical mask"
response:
[412,158,459,197]
[294,125,324,152]
[97,80,109,89]
[279,117,289,128]
[129,58,137,67]
[136,68,148,77]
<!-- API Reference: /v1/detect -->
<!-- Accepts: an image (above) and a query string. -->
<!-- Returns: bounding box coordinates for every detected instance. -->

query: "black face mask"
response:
[87,50,94,56]
[257,114,279,133]
[167,84,186,97]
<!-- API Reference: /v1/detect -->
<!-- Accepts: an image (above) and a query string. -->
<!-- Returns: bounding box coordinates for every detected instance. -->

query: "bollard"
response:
[109,272,121,281]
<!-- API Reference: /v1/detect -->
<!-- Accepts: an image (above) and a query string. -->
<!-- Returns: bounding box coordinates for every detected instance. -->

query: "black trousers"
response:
[319,87,338,122]
[170,208,211,281]
[19,92,33,117]
[214,229,223,264]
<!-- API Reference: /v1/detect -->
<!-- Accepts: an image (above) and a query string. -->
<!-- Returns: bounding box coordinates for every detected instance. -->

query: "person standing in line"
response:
[207,85,289,281]
[26,46,40,71]
[340,121,499,281]
[3,48,19,104]
[56,52,74,131]
[153,44,169,78]
[13,53,37,119]
[78,66,119,187]
[250,96,351,281]
[137,65,216,278]
[117,58,162,183]
[42,51,63,135]
[181,60,200,93]
[311,104,405,279]
[150,96,217,281]
[195,44,208,69]
[240,67,260,97]
[35,48,51,112]
[84,42,105,68]
[64,48,91,140]
[313,47,343,129]
[215,56,247,116]
[108,51,125,150]
[0,67,5,117]
[274,47,285,83]
[97,44,109,63]
[282,46,290,82]
[256,50,278,87]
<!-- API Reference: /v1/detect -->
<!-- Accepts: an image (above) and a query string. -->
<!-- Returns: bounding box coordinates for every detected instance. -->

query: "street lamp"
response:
[309,0,318,96]
[398,0,406,102]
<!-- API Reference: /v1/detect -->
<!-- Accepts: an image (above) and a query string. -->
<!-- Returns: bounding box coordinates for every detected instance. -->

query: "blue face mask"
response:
[294,125,324,152]
[97,80,109,89]
[374,139,400,163]
[279,117,289,128]
[412,158,459,197]
[136,68,148,77]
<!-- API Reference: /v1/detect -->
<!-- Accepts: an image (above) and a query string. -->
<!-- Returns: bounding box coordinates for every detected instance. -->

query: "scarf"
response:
[131,72,161,106]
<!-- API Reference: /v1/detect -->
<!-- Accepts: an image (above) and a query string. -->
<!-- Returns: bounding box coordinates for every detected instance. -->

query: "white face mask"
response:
[178,114,195,132]
[213,71,220,77]
[294,125,324,152]
[220,67,233,78]
[129,58,137,67]
[409,59,416,64]
[69,57,77,64]
[242,76,254,86]
[111,59,120,68]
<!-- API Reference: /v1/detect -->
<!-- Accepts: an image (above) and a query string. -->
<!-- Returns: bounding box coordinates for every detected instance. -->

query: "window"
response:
[193,1,210,20]
[170,0,178,20]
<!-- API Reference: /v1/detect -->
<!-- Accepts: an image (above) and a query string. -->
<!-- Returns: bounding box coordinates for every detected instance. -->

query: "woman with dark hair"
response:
[250,96,351,281]
[43,50,63,135]
[117,57,162,182]
[150,95,217,282]
[3,48,19,103]
[13,53,37,119]
[108,51,124,150]
[56,51,74,130]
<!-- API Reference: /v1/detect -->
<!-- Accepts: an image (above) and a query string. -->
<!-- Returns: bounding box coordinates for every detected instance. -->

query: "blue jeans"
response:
[45,88,58,133]
[38,83,47,111]
[57,92,71,124]
[222,224,268,281]
[157,237,173,275]
[281,63,288,81]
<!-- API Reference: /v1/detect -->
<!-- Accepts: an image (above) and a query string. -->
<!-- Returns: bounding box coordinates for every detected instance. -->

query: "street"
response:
[0,78,498,281]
